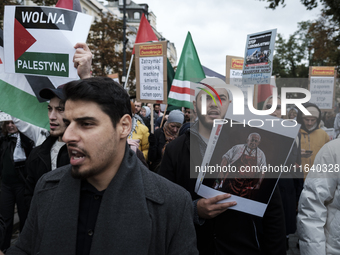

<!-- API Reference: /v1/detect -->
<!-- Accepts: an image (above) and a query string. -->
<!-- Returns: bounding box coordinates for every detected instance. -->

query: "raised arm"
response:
[12,116,48,146]
[73,42,92,79]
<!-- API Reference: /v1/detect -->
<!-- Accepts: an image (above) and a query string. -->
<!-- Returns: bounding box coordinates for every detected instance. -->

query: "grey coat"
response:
[7,146,198,255]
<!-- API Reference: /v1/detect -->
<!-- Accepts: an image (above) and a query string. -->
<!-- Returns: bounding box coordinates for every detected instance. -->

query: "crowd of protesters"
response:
[0,45,339,255]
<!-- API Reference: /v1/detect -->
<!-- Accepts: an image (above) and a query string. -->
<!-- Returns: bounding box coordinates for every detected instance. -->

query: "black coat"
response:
[0,132,34,183]
[0,213,5,248]
[278,133,303,235]
[148,127,166,172]
[8,146,198,255]
[24,135,69,209]
[158,130,286,255]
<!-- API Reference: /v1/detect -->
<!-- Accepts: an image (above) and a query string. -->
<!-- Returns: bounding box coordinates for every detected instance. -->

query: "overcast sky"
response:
[134,0,322,75]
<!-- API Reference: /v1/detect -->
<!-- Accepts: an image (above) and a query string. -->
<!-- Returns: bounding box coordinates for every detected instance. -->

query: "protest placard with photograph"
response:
[4,6,92,78]
[194,106,300,217]
[242,29,277,85]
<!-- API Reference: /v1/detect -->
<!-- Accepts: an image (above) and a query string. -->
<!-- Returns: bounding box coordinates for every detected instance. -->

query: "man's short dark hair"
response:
[63,77,132,128]
[154,104,160,108]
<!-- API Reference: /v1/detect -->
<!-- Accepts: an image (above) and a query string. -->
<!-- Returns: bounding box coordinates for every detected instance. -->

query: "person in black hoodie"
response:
[0,120,34,251]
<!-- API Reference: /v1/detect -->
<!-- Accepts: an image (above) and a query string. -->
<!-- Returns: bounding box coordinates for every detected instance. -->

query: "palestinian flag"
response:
[0,31,48,128]
[167,32,206,108]
[0,30,75,129]
[0,1,86,128]
[4,5,92,78]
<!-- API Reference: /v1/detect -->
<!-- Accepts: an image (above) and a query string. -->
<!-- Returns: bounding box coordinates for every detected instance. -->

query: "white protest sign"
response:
[4,6,92,78]
[139,57,164,100]
[309,76,334,110]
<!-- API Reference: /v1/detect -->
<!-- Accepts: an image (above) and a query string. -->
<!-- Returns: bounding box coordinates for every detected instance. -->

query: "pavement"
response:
[287,232,301,255]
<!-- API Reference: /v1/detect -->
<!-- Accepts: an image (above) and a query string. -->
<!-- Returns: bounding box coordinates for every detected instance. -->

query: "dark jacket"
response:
[0,213,5,248]
[7,145,198,255]
[278,133,303,235]
[140,116,151,131]
[0,133,34,183]
[148,127,166,172]
[158,127,286,255]
[24,135,69,209]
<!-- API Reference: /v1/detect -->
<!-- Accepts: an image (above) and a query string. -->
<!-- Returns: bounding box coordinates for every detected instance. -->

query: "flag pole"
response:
[160,105,168,128]
[124,54,134,89]
[150,103,154,134]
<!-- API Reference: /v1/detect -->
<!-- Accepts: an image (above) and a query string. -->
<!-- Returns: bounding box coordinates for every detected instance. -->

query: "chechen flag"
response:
[132,13,158,54]
[167,32,206,108]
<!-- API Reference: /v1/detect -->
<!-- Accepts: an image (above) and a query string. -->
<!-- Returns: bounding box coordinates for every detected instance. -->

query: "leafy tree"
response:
[260,0,340,28]
[273,22,310,79]
[260,0,340,64]
[87,12,135,92]
[308,14,340,66]
[1,0,19,29]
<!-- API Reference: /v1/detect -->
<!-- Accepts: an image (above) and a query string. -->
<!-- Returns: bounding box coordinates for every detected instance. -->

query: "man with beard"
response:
[158,77,286,255]
[153,104,163,120]
[7,77,197,255]
[134,101,142,115]
[184,107,196,123]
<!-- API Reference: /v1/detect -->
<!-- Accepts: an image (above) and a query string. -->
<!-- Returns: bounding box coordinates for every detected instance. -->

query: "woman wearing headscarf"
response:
[140,106,151,131]
[141,106,151,118]
[148,110,184,172]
